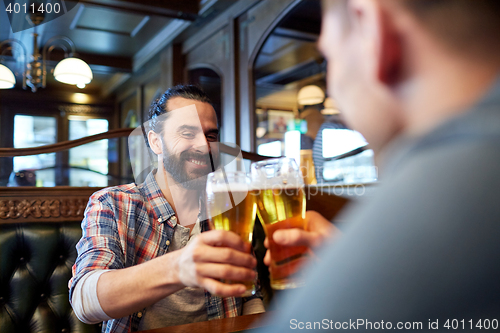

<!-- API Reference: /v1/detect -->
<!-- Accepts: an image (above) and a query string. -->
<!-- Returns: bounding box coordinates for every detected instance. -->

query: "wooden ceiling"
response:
[0,0,201,94]
[2,0,323,102]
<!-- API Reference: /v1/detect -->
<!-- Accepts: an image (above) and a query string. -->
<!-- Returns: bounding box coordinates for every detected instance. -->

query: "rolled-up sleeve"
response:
[69,191,125,303]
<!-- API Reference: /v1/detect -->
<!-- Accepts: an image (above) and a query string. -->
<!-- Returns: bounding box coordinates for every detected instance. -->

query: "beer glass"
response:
[250,158,307,290]
[205,171,257,296]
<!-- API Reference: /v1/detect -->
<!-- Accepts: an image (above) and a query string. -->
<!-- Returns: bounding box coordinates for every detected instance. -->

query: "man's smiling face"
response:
[160,97,219,189]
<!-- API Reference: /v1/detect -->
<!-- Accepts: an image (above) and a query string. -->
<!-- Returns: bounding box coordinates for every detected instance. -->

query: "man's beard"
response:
[162,142,218,190]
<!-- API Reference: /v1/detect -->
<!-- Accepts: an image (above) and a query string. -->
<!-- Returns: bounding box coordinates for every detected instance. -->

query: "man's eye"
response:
[182,132,195,138]
[206,135,218,141]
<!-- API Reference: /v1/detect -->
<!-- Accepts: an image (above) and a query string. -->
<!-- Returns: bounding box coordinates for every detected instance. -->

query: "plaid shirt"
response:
[69,171,259,333]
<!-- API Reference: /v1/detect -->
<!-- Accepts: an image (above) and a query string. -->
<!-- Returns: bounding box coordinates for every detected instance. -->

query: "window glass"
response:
[68,117,109,186]
[322,129,368,158]
[12,115,57,186]
[323,149,377,184]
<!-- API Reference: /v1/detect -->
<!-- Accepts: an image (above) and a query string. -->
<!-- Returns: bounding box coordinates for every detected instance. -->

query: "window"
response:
[12,115,57,186]
[68,117,109,186]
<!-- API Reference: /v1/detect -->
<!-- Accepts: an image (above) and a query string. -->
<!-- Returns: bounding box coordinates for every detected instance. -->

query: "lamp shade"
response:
[321,97,340,115]
[0,64,16,89]
[54,57,93,85]
[297,85,325,106]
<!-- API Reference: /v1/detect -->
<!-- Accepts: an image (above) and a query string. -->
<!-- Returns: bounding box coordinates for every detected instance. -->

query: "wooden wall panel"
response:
[0,187,100,223]
[184,26,237,144]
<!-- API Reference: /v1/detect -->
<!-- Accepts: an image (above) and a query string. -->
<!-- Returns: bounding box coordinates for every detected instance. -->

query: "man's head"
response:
[395,0,500,60]
[147,85,219,189]
[319,0,500,151]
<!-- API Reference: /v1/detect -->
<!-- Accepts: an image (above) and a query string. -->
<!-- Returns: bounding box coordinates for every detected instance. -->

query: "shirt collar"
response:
[138,170,176,226]
[138,170,208,229]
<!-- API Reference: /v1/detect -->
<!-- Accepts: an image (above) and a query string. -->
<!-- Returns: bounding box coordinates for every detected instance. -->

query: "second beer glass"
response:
[251,158,307,290]
[205,171,257,296]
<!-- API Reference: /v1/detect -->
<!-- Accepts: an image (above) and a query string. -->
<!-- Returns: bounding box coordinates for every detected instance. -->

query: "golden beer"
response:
[209,190,257,243]
[253,186,308,289]
[206,173,257,297]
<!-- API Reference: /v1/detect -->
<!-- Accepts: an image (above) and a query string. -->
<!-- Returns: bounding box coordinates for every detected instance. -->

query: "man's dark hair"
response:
[148,84,212,133]
[322,0,500,60]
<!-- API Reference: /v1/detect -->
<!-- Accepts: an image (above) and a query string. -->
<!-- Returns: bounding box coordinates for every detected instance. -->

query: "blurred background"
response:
[0,0,377,188]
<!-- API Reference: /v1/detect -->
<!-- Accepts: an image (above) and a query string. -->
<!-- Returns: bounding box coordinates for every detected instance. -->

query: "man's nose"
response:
[192,133,210,152]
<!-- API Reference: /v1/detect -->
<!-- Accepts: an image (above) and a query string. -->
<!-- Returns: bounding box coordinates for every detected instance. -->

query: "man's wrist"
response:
[161,249,184,289]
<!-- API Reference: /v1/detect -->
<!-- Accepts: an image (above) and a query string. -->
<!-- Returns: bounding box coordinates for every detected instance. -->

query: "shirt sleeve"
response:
[68,190,126,304]
[71,269,113,324]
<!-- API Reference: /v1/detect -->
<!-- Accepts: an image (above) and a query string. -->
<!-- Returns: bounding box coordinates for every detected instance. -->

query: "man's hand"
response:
[96,229,256,319]
[176,230,257,297]
[263,211,339,266]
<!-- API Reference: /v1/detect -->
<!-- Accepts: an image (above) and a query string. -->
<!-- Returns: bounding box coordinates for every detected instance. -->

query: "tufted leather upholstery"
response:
[0,222,101,333]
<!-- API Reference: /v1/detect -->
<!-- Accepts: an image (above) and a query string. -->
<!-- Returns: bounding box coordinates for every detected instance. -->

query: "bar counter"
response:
[137,312,268,333]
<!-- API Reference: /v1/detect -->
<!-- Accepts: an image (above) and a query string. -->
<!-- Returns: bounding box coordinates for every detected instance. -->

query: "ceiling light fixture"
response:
[0,13,92,92]
[297,85,325,106]
[0,63,17,88]
[321,97,341,115]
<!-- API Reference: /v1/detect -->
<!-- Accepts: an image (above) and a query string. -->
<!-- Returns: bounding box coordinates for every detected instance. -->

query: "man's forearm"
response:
[97,250,184,319]
[94,229,257,319]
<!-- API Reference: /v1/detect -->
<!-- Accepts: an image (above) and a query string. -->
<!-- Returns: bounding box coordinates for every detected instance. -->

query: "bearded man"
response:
[69,85,264,332]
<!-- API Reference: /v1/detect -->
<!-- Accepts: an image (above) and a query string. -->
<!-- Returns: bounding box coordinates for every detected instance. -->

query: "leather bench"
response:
[0,222,101,333]
[0,187,101,333]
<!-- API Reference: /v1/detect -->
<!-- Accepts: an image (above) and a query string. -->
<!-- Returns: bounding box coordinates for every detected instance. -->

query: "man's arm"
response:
[96,230,256,319]
[70,192,256,320]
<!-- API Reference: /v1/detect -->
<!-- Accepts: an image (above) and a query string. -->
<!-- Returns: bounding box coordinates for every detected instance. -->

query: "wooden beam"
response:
[0,88,114,108]
[133,19,190,72]
[74,0,199,21]
[183,0,262,54]
[113,0,199,15]
[101,73,132,98]
[273,27,318,42]
[160,43,184,92]
[47,49,132,74]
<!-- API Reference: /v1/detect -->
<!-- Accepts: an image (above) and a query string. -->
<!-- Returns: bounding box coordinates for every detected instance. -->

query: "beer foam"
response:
[250,183,304,191]
[210,183,251,193]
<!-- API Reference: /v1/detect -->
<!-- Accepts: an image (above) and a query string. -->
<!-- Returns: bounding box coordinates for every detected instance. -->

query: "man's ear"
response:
[376,7,403,85]
[147,130,163,155]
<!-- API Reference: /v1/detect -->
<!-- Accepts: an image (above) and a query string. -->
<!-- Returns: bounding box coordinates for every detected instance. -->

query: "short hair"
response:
[322,0,500,60]
[148,84,213,134]
[399,0,500,59]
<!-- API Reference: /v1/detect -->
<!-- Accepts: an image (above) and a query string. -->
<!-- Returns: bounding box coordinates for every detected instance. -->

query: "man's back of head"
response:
[398,0,500,63]
[320,0,500,149]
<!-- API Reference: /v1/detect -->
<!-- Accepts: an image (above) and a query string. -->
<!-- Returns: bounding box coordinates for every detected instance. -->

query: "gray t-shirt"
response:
[138,222,208,330]
[260,77,500,332]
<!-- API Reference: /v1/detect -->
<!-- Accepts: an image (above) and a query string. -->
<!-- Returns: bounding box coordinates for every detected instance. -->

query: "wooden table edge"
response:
[136,312,270,333]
